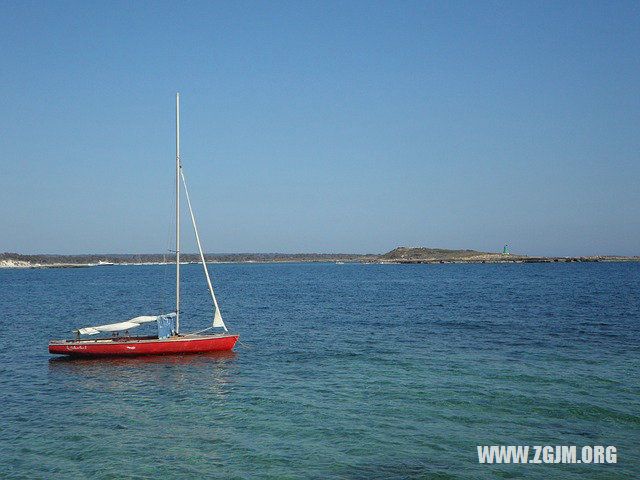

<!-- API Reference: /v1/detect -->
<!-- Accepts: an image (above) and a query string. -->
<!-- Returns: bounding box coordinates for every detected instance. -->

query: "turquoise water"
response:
[0,262,638,479]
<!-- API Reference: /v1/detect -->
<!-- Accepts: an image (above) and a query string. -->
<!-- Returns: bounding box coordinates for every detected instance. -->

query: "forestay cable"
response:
[179,165,228,332]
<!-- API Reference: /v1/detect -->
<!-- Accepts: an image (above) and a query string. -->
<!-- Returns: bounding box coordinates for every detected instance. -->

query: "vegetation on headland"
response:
[379,247,640,264]
[1,248,638,268]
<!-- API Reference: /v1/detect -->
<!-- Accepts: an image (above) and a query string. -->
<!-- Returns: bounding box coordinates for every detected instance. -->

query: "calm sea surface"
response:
[0,262,638,479]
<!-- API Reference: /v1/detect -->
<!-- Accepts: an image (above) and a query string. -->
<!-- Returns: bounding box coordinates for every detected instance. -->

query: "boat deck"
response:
[49,333,236,345]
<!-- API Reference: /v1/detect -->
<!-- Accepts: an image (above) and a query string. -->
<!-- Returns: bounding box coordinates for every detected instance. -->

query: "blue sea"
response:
[0,262,638,479]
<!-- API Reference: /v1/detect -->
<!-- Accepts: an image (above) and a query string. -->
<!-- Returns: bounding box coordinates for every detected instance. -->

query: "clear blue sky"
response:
[1,1,638,256]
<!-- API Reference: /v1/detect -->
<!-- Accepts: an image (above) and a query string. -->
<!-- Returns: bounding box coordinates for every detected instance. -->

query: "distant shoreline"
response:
[1,248,639,269]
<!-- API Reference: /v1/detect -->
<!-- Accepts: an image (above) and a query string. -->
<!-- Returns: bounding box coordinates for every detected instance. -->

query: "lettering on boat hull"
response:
[50,335,239,356]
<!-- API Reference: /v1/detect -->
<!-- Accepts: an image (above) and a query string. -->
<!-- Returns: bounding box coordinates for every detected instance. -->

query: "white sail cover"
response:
[75,314,175,335]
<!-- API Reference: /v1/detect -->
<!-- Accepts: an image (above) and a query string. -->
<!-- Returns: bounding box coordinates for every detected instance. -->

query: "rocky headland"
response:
[376,247,640,264]
[1,248,638,269]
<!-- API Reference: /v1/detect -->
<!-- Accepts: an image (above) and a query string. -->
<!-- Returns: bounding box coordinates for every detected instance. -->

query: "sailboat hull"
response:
[49,334,238,357]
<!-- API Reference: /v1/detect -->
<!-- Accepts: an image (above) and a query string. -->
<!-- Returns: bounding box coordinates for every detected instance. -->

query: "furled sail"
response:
[75,313,176,335]
[180,167,228,332]
[213,307,225,329]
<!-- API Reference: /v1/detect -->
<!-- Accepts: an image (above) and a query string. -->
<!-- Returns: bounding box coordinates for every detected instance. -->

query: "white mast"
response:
[176,92,180,335]
[173,93,227,334]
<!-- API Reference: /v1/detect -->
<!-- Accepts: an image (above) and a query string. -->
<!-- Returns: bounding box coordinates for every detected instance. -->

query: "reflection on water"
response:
[48,352,237,399]
[48,351,236,368]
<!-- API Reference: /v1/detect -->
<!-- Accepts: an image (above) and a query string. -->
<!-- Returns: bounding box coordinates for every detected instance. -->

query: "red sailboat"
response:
[50,94,238,357]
